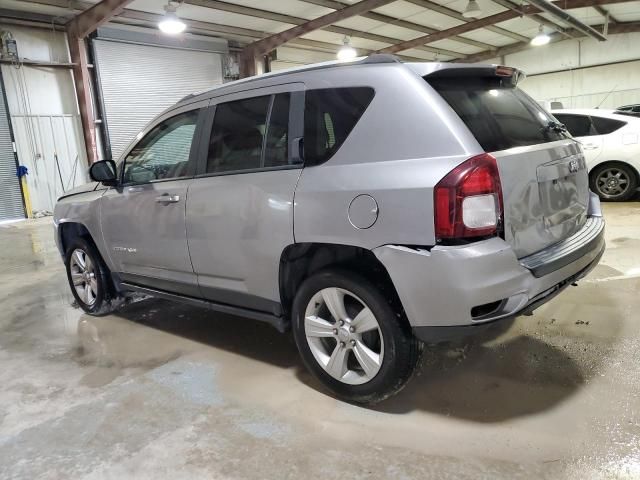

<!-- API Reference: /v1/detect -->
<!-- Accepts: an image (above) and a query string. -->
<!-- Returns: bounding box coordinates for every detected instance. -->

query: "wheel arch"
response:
[58,221,93,254]
[278,243,407,327]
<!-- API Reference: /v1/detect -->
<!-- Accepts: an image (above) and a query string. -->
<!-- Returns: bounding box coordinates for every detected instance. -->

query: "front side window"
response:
[591,116,626,135]
[553,114,595,137]
[304,87,375,165]
[123,110,198,184]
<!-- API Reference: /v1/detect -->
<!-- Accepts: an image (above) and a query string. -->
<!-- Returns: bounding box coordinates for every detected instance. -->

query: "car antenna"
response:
[595,84,618,109]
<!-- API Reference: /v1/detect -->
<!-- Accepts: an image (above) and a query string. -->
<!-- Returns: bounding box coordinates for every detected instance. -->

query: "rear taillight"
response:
[434,153,503,241]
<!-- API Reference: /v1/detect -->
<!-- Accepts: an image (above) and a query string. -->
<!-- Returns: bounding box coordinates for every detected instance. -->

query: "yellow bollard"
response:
[21,175,33,219]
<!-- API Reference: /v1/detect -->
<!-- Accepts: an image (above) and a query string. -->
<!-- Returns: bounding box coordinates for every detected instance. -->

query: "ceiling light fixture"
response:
[159,2,186,35]
[336,36,357,61]
[531,24,551,46]
[462,0,482,18]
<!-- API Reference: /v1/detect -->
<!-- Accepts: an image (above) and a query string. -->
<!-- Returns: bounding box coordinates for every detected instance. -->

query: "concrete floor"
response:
[0,203,639,480]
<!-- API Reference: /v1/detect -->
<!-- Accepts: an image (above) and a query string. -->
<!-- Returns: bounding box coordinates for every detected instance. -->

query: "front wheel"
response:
[65,237,119,315]
[590,163,638,202]
[292,269,423,404]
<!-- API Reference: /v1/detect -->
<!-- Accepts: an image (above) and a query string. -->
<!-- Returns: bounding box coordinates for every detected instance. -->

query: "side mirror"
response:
[89,159,118,186]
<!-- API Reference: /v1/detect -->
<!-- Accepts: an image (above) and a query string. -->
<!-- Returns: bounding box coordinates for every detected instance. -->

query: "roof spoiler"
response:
[425,65,526,87]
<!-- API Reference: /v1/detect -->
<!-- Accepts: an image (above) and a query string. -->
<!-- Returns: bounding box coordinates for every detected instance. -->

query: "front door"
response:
[101,106,204,296]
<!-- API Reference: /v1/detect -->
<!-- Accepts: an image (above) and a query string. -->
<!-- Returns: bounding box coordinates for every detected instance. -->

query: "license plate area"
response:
[536,154,589,229]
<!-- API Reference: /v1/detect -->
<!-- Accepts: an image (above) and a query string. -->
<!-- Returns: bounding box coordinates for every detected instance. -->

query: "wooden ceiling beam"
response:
[378,0,637,54]
[300,0,497,50]
[405,0,529,42]
[457,20,640,63]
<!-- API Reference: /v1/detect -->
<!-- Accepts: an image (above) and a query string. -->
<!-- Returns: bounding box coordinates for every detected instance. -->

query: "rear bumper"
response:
[373,215,605,340]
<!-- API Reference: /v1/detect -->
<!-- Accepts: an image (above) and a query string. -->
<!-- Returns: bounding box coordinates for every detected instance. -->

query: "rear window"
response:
[428,78,565,152]
[591,116,626,135]
[304,87,374,165]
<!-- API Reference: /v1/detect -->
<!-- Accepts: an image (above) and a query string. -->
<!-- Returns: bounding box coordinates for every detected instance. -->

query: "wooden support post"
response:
[67,34,97,164]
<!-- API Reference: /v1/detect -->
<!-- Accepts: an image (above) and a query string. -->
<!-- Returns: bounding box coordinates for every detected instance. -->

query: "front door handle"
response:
[583,143,599,150]
[155,194,181,204]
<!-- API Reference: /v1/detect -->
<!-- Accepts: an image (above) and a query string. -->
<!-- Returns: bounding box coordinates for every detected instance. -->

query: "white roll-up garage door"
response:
[0,74,25,221]
[93,30,226,160]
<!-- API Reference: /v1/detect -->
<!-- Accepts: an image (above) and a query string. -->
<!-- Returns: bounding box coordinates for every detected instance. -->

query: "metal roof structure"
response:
[1,0,639,67]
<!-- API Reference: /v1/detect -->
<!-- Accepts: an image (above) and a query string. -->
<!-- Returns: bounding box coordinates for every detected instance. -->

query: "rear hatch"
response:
[425,66,589,258]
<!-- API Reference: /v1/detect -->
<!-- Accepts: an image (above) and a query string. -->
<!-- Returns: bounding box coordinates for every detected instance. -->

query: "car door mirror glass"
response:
[89,159,118,186]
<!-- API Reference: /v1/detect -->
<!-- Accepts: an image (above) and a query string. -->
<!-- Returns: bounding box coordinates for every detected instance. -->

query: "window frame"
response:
[117,102,207,187]
[194,83,304,179]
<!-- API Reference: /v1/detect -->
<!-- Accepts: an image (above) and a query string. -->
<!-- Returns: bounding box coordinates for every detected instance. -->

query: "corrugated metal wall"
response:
[93,39,224,160]
[0,73,24,221]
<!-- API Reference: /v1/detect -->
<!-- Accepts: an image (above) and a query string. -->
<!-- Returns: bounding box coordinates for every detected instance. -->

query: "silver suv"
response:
[54,56,605,404]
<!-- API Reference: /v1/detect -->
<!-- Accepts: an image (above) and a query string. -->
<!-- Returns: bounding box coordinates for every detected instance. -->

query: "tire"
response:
[291,269,423,404]
[64,237,119,316]
[590,162,638,202]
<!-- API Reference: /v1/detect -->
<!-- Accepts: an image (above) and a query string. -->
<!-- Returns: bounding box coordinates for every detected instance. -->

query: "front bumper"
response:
[373,215,605,340]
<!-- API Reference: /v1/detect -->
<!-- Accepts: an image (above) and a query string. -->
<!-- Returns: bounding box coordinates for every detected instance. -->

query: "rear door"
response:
[186,85,304,314]
[552,113,603,165]
[427,72,589,258]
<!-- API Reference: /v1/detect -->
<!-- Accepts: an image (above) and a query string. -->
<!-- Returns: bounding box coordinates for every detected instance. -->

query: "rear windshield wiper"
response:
[543,120,567,133]
[542,120,573,140]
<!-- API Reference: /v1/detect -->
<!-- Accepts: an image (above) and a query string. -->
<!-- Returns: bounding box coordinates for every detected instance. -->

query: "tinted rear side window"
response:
[553,114,594,137]
[264,93,290,168]
[591,116,626,135]
[207,96,270,174]
[428,78,565,152]
[304,87,374,165]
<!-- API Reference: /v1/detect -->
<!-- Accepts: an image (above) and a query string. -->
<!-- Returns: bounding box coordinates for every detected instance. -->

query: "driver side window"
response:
[123,110,198,184]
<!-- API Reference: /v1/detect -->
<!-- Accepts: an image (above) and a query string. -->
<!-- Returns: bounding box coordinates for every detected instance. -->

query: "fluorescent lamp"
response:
[337,36,357,61]
[159,3,186,35]
[462,0,482,18]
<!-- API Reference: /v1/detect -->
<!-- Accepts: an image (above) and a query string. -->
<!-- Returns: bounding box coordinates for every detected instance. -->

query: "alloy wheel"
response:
[69,248,98,306]
[304,287,384,385]
[596,167,630,199]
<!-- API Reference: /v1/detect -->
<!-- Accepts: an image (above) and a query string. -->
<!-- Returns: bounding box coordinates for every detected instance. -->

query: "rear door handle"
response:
[155,194,180,204]
[583,143,599,150]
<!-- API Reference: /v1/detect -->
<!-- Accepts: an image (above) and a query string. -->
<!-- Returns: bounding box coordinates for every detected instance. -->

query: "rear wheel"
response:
[590,163,638,201]
[65,237,119,315]
[292,269,423,404]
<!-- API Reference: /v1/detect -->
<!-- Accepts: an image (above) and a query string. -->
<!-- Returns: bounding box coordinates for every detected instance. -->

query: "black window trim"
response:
[194,90,303,179]
[119,107,206,187]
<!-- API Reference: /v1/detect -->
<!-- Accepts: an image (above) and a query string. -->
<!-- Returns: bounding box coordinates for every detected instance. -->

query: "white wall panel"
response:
[520,60,640,109]
[500,32,640,109]
[0,24,87,215]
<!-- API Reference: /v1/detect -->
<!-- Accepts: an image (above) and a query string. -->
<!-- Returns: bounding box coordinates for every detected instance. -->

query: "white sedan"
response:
[551,109,640,201]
